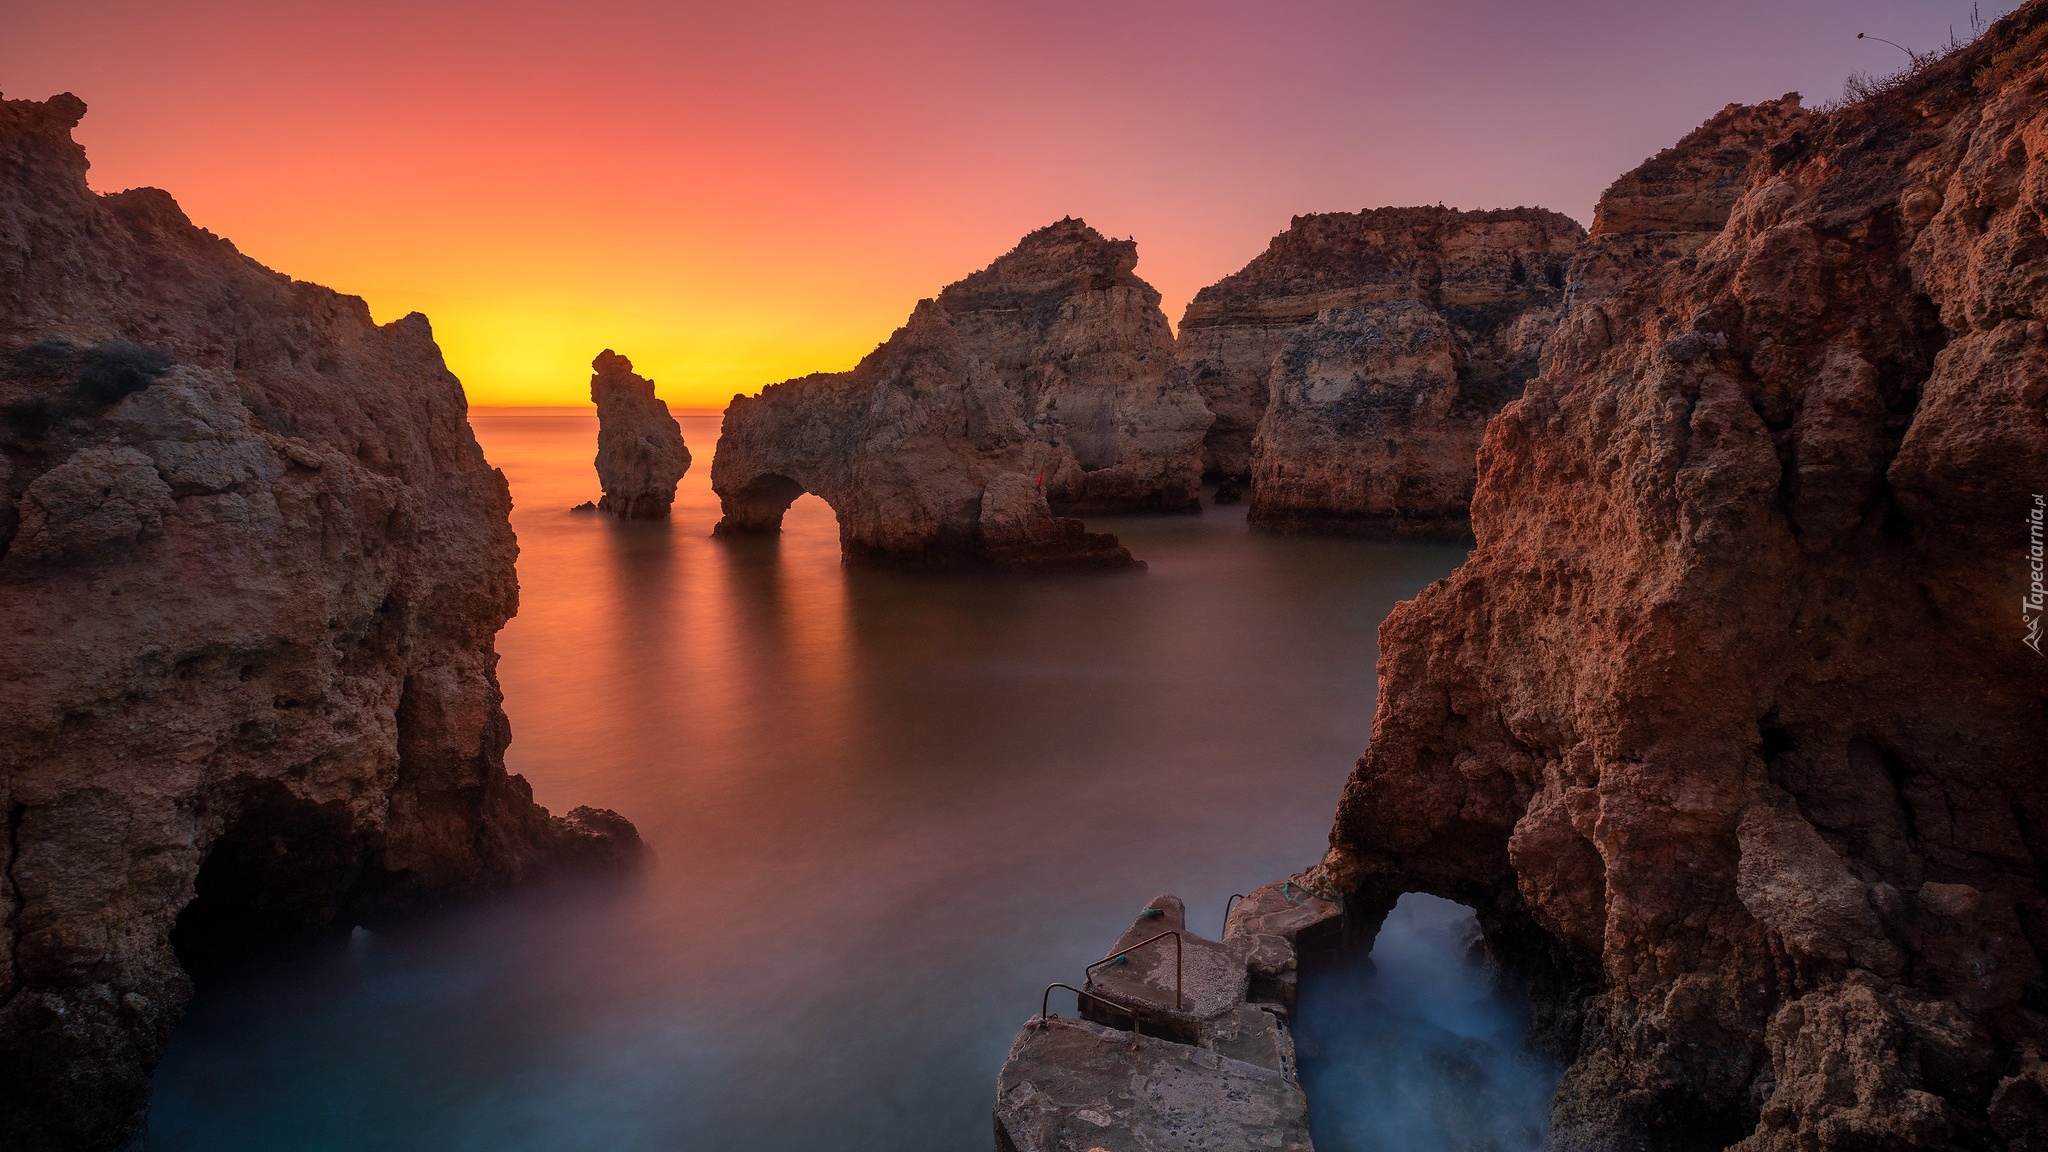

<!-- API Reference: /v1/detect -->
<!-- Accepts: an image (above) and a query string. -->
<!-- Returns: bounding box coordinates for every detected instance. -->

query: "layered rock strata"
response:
[0,93,640,1152]
[995,887,1337,1152]
[590,349,689,519]
[712,218,1208,566]
[1568,94,1809,304]
[1177,206,1582,537]
[1326,9,2048,1151]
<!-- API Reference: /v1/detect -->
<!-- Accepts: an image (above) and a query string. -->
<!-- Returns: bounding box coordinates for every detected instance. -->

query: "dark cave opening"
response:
[170,783,368,979]
[1295,892,1562,1152]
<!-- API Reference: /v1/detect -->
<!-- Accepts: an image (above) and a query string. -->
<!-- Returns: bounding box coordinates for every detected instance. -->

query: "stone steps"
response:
[994,876,1345,1152]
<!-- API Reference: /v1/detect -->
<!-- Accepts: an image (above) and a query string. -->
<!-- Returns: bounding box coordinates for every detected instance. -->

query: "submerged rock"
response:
[1325,8,2048,1150]
[711,218,1208,567]
[1177,205,1582,538]
[590,349,689,519]
[0,93,639,1152]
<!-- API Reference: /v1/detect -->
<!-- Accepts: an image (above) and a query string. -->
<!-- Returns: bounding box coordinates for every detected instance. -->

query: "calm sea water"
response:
[147,407,1508,1151]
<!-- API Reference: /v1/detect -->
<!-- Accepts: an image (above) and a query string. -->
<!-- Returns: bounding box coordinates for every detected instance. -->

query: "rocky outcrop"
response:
[1325,9,2048,1151]
[1177,207,1583,536]
[589,349,689,518]
[1569,94,1809,303]
[0,93,640,1152]
[994,887,1335,1152]
[711,218,1208,566]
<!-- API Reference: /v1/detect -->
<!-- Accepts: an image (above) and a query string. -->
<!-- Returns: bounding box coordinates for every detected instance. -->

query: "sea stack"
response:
[1325,9,2048,1150]
[590,349,689,519]
[0,93,640,1152]
[1178,206,1583,537]
[712,218,1209,566]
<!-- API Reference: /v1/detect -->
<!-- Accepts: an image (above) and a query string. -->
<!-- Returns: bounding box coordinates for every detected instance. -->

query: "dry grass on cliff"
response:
[1820,0,2047,113]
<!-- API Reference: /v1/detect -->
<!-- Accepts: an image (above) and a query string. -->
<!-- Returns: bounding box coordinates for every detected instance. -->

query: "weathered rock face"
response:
[589,349,689,519]
[1326,10,2048,1151]
[1570,93,1809,303]
[1177,206,1583,534]
[712,218,1208,566]
[0,93,639,1152]
[1251,299,1507,539]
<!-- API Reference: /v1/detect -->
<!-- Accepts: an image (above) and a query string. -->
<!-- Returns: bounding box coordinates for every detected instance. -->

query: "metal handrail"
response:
[1223,893,1245,929]
[1083,929,1183,1011]
[1038,982,1143,1039]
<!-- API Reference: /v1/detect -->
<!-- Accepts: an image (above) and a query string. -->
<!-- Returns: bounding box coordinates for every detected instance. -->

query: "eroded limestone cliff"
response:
[1177,206,1583,537]
[712,218,1207,566]
[1326,11,2048,1151]
[0,93,639,1152]
[590,349,690,519]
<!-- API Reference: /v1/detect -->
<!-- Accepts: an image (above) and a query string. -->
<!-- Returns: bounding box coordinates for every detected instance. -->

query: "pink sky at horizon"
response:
[3,0,2013,407]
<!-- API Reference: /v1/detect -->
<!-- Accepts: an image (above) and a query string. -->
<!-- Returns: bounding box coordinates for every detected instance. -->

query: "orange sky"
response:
[4,0,2009,407]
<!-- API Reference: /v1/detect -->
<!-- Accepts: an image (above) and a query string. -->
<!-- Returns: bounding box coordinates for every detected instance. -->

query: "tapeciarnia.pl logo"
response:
[2028,494,2045,655]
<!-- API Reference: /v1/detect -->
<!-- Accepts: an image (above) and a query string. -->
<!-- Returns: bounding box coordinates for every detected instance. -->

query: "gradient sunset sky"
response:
[4,0,2010,407]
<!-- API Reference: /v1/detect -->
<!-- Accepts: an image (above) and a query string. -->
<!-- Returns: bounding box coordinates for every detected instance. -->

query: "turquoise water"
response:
[147,408,1475,1150]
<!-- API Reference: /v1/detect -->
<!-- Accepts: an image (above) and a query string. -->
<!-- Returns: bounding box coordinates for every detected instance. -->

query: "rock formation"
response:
[994,886,1337,1152]
[712,218,1208,566]
[589,349,689,518]
[1568,94,1809,303]
[1325,9,2048,1150]
[1176,206,1583,536]
[0,93,640,1152]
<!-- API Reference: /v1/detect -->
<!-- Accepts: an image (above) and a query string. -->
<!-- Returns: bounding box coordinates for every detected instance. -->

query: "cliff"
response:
[711,218,1208,566]
[1325,9,2048,1151]
[1177,206,1584,537]
[590,349,690,519]
[0,93,639,1152]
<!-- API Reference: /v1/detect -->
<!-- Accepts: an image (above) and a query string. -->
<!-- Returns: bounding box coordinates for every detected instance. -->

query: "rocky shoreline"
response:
[996,4,2048,1148]
[0,93,641,1151]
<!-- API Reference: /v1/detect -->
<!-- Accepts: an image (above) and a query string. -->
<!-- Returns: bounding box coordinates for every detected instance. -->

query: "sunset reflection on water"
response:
[147,407,1467,1151]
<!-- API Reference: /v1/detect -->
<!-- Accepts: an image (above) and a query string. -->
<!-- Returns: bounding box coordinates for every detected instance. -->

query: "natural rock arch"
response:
[710,219,1205,568]
[713,470,813,537]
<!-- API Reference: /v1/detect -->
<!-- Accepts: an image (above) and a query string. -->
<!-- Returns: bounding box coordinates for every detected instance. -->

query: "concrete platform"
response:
[994,1016,1312,1152]
[1081,895,1249,1041]
[1222,876,1345,1008]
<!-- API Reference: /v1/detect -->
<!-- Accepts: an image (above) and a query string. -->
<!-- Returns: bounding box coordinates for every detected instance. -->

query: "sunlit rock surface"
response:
[1326,9,2048,1150]
[712,218,1206,566]
[0,92,639,1152]
[1177,205,1582,538]
[590,349,689,519]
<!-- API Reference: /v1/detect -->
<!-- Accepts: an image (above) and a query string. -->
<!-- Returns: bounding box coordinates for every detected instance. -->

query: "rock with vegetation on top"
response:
[1323,10,2048,1150]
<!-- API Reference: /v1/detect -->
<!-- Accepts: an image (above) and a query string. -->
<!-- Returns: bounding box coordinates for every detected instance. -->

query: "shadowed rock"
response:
[711,218,1207,567]
[0,92,639,1152]
[1324,8,2048,1149]
[1178,206,1583,537]
[590,349,689,519]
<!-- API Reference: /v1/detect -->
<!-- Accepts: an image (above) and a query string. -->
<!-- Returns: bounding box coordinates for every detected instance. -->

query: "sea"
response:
[147,407,1553,1151]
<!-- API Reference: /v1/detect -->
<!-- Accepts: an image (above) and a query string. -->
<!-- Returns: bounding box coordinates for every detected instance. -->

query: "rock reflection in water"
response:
[1297,894,1558,1152]
[146,409,1471,1152]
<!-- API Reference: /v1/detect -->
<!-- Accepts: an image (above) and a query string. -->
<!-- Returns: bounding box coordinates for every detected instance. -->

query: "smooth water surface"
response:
[150,407,1469,1151]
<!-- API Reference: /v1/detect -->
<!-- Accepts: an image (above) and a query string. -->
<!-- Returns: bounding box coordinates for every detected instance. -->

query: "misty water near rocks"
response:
[144,409,1527,1151]
[1298,895,1560,1152]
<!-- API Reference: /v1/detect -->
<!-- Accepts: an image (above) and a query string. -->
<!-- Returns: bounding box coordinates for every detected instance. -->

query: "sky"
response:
[2,0,2015,408]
